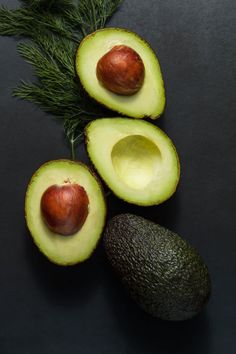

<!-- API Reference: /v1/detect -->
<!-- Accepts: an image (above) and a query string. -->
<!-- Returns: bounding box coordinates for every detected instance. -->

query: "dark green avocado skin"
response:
[104,214,211,321]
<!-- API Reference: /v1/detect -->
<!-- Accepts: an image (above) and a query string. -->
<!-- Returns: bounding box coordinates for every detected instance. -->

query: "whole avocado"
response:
[104,214,211,321]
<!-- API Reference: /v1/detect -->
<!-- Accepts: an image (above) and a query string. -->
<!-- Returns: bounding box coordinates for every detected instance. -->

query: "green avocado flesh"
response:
[104,214,211,321]
[76,28,165,119]
[25,160,106,265]
[86,118,180,206]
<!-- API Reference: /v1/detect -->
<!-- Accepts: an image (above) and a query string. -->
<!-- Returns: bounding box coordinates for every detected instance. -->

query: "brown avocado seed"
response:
[40,183,89,236]
[96,45,145,95]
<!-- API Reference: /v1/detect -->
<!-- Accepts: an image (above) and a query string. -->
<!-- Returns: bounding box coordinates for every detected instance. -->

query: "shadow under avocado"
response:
[24,226,106,307]
[102,258,211,354]
[106,188,181,232]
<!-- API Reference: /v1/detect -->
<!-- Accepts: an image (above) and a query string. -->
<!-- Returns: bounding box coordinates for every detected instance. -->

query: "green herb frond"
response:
[0,5,80,41]
[65,0,123,35]
[0,6,34,36]
[17,42,64,81]
[36,33,76,76]
[20,0,75,13]
[0,0,123,158]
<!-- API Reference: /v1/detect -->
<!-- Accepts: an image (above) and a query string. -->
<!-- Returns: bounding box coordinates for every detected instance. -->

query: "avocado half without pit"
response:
[86,118,180,206]
[76,28,165,119]
[25,160,106,265]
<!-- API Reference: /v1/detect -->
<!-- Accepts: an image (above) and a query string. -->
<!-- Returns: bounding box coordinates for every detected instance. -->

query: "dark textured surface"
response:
[104,214,211,321]
[0,0,235,353]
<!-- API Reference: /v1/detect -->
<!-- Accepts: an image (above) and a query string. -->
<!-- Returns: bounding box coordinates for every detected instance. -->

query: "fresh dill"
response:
[0,0,123,159]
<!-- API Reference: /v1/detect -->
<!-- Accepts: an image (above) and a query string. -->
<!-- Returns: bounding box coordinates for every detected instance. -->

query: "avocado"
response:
[25,160,106,265]
[85,118,180,206]
[104,214,211,321]
[76,28,165,119]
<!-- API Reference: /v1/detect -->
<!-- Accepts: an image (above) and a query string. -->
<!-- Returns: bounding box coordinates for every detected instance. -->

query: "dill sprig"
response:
[0,0,123,159]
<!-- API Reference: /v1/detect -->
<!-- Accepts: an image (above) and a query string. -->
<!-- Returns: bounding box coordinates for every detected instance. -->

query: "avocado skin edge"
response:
[104,214,211,321]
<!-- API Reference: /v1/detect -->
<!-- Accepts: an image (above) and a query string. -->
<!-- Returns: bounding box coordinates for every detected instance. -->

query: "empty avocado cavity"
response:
[86,118,180,206]
[111,135,161,190]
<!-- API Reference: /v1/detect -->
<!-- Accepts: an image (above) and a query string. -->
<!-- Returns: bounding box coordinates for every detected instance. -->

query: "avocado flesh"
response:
[25,160,106,265]
[86,118,180,206]
[104,214,211,321]
[76,28,165,119]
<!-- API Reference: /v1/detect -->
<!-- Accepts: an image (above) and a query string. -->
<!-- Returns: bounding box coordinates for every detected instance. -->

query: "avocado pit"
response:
[96,45,145,95]
[40,183,89,236]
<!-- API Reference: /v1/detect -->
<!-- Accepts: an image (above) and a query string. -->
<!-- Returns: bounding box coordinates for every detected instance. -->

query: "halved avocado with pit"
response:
[25,160,106,265]
[76,28,165,119]
[86,118,180,206]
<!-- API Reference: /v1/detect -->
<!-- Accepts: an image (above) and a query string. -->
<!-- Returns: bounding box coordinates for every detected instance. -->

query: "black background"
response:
[0,1,235,353]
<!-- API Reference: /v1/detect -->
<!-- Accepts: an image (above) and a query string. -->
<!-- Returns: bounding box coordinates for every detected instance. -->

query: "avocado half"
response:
[86,118,180,206]
[25,160,106,265]
[76,28,165,119]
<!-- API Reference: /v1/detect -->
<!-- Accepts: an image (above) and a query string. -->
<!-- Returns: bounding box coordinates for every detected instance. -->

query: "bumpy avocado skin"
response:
[104,214,211,321]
